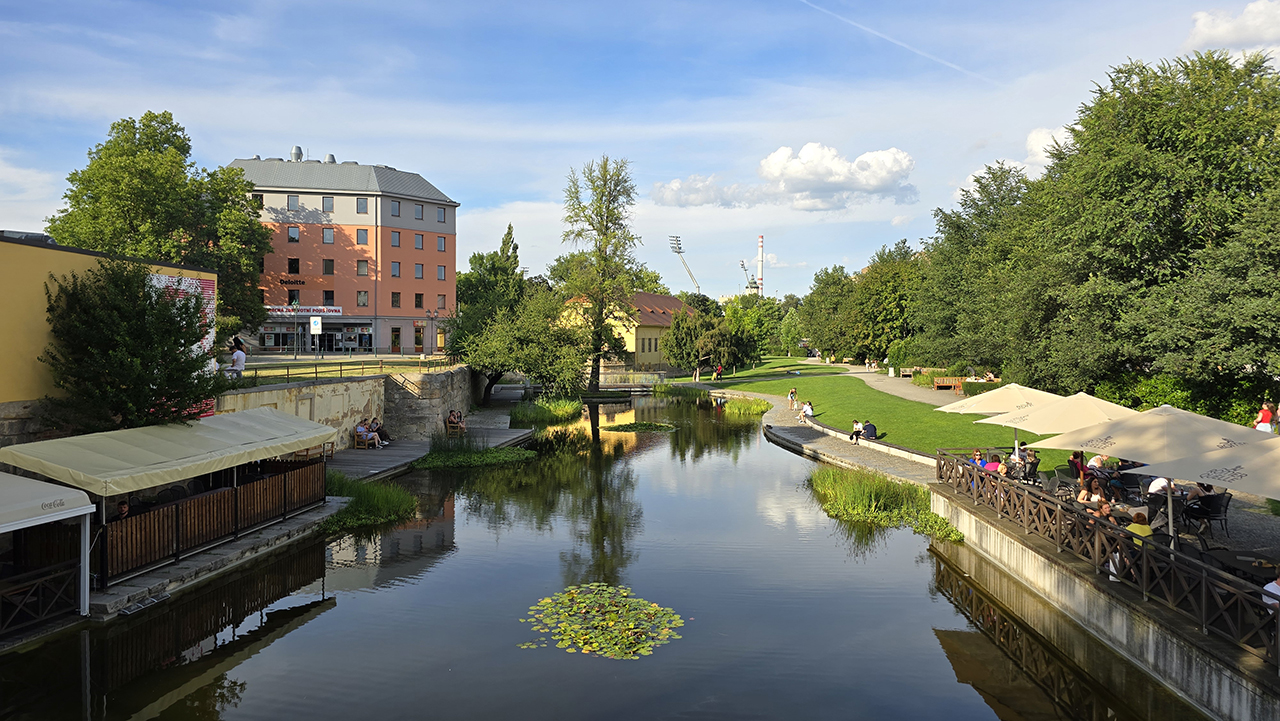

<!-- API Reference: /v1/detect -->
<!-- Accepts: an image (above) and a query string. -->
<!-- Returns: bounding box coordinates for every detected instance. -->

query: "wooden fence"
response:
[0,560,79,635]
[96,460,326,588]
[936,449,1280,669]
[245,357,455,385]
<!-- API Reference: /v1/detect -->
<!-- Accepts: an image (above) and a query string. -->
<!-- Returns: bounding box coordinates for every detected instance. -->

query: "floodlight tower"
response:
[669,235,700,295]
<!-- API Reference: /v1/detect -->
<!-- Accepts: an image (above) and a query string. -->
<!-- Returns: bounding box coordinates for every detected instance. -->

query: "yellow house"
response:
[623,292,692,372]
[0,234,217,412]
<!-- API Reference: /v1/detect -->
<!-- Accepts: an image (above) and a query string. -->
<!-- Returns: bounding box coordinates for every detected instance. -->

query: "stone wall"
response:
[0,399,50,450]
[216,376,386,450]
[383,366,472,440]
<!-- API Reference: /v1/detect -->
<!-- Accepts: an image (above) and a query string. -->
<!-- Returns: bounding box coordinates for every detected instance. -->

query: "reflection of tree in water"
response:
[161,673,246,720]
[457,404,642,586]
[636,397,759,464]
[804,476,894,561]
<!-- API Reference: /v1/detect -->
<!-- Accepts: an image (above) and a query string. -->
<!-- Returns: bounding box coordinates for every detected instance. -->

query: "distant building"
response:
[229,149,458,354]
[627,292,692,371]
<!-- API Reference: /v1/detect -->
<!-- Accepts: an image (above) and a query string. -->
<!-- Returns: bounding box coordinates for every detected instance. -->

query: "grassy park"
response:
[665,357,843,383]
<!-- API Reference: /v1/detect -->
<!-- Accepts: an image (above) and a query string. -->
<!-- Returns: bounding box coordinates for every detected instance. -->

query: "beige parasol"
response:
[1119,435,1280,500]
[934,383,1063,415]
[975,392,1138,435]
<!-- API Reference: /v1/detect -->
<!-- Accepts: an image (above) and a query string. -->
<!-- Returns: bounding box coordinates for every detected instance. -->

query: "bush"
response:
[652,384,709,399]
[510,397,584,425]
[320,470,418,535]
[961,380,1010,397]
[723,397,771,416]
[808,466,963,542]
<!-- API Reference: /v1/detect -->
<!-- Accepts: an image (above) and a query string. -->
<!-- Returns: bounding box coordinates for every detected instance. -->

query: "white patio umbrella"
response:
[1120,434,1280,500]
[975,392,1138,435]
[935,383,1064,452]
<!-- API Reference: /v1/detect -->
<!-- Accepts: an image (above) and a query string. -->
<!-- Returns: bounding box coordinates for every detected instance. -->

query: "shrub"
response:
[961,380,1010,397]
[510,397,584,425]
[320,470,418,535]
[652,384,709,399]
[808,466,963,542]
[723,397,771,416]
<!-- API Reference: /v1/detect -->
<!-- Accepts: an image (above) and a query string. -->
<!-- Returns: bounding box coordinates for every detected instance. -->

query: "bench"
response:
[295,441,335,461]
[354,430,375,449]
[933,376,965,393]
[446,420,466,438]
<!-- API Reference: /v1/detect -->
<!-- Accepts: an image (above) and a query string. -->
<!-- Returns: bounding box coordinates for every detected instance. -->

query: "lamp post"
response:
[291,299,300,360]
[669,235,700,296]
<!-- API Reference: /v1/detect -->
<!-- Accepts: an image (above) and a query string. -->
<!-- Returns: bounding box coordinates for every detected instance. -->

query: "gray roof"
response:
[227,158,456,205]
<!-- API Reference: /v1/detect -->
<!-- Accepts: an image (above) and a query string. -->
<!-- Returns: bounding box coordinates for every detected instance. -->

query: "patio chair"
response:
[1184,493,1232,539]
[1149,532,1175,549]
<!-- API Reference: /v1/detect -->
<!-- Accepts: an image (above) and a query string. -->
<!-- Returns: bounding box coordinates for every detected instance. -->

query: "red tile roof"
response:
[632,292,692,328]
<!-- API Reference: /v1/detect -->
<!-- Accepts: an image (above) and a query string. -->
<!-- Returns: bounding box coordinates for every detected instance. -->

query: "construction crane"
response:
[669,235,700,295]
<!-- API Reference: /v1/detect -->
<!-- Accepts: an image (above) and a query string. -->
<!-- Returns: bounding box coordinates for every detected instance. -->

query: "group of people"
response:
[786,388,877,441]
[447,409,466,431]
[969,442,1036,477]
[356,418,392,449]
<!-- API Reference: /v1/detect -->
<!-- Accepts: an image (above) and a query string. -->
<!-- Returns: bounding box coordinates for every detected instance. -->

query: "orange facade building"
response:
[230,150,457,353]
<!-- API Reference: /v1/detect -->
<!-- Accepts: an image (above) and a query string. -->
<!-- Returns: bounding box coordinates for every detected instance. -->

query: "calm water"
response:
[0,398,1207,720]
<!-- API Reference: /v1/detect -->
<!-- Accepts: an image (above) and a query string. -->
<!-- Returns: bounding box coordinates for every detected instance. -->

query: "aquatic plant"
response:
[651,384,709,399]
[722,397,771,416]
[518,583,684,659]
[808,467,963,543]
[320,471,418,534]
[511,398,584,425]
[601,421,676,432]
[412,446,536,469]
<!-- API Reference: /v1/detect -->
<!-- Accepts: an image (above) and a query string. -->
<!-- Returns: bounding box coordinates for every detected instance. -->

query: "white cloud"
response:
[0,149,61,231]
[765,252,807,269]
[652,142,917,211]
[1186,0,1280,52]
[890,214,911,226]
[1023,126,1069,168]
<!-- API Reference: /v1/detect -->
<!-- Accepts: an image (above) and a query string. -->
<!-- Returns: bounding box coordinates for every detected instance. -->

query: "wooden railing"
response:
[244,357,455,385]
[936,449,1280,668]
[97,460,326,588]
[0,560,79,635]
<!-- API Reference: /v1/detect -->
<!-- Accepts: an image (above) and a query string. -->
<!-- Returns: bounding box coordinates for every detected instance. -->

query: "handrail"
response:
[935,449,1280,669]
[245,357,457,385]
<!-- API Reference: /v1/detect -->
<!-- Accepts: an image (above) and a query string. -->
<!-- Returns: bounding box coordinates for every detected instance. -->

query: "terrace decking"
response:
[325,427,533,482]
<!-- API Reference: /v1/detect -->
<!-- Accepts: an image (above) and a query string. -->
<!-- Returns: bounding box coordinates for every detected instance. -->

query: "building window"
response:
[415,234,423,250]
[390,200,400,217]
[287,258,300,274]
[391,231,400,247]
[287,195,299,211]
[288,289,300,303]
[357,260,369,276]
[391,261,400,277]
[414,293,424,309]
[357,229,368,245]
[322,196,334,212]
[323,290,335,306]
[415,204,423,220]
[414,263,423,279]
[258,256,265,273]
[323,258,334,275]
[437,265,446,280]
[437,294,447,309]
[356,197,368,214]
[437,236,446,252]
[356,290,368,307]
[391,292,401,308]
[251,193,263,208]
[287,226,299,243]
[323,227,334,244]
[437,207,446,222]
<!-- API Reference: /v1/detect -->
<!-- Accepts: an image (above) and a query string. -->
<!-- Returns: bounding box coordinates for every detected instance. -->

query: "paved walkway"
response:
[795,358,957,407]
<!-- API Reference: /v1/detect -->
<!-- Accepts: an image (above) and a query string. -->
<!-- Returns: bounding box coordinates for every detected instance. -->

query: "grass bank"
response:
[665,356,844,383]
[723,397,771,416]
[511,398,583,425]
[809,466,962,542]
[652,384,709,399]
[320,471,418,535]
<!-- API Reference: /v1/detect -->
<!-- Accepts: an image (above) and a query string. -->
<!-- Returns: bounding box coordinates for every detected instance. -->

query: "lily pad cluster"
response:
[600,422,676,432]
[518,583,684,659]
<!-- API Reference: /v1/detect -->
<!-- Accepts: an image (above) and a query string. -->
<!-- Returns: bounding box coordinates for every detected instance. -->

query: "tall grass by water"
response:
[652,384,708,399]
[411,431,537,469]
[511,397,584,425]
[320,470,419,535]
[808,466,963,542]
[723,397,771,416]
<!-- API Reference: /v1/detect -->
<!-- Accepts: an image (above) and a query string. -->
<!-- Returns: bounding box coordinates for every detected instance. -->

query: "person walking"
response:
[1254,402,1276,433]
[787,388,797,410]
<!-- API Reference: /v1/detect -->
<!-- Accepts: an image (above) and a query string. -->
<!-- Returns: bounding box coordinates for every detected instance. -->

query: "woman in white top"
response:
[226,338,247,379]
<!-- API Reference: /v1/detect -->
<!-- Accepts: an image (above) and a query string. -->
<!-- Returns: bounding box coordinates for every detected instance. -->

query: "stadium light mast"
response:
[669,235,700,296]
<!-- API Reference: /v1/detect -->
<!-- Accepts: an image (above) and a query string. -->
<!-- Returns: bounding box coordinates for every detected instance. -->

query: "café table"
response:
[1205,550,1280,585]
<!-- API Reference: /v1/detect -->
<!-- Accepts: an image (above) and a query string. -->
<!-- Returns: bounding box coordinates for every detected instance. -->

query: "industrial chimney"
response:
[757,235,764,296]
[290,146,303,162]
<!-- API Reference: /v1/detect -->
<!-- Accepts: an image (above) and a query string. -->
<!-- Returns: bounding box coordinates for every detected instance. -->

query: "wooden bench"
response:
[933,376,965,393]
[446,420,466,438]
[354,430,375,449]
[294,441,335,461]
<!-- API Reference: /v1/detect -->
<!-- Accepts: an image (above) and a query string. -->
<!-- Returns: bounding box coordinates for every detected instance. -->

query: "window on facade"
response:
[415,204,423,220]
[437,265,446,280]
[390,200,400,217]
[251,193,263,208]
[415,263,423,279]
[391,292,401,308]
[356,290,368,307]
[287,226,299,242]
[323,227,334,244]
[437,236,446,252]
[323,259,334,275]
[415,234,423,250]
[437,294,447,309]
[437,207,446,222]
[323,290,335,306]
[356,197,368,213]
[391,231,400,247]
[391,261,400,277]
[322,196,334,212]
[287,195,299,211]
[391,327,402,348]
[258,256,265,273]
[287,258,300,274]
[288,289,300,303]
[414,293,424,309]
[357,260,369,276]
[357,229,368,245]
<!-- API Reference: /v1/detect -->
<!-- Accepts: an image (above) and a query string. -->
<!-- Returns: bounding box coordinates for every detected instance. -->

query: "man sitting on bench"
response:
[355,419,386,449]
[446,410,467,436]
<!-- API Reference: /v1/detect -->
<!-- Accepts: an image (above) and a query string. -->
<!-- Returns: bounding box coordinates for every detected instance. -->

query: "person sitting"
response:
[1087,454,1121,482]
[1186,482,1215,501]
[801,401,815,420]
[1264,568,1280,609]
[369,417,392,444]
[983,371,996,382]
[861,420,877,440]
[115,500,131,521]
[969,448,985,465]
[1126,512,1153,547]
[1078,477,1109,504]
[355,419,385,449]
[1089,501,1117,525]
[1068,451,1089,483]
[449,410,467,431]
[984,454,1003,474]
[849,420,864,444]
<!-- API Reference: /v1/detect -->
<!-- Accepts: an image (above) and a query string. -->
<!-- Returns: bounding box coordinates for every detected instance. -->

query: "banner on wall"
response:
[149,273,218,417]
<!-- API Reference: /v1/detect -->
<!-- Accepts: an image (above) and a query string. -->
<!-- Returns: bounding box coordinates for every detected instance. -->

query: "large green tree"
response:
[462,288,589,399]
[40,259,223,432]
[846,239,921,360]
[662,309,716,381]
[447,224,526,403]
[46,111,274,334]
[795,266,858,359]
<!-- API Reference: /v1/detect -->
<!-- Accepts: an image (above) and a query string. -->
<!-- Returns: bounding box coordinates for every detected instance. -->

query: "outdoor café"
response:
[0,408,336,590]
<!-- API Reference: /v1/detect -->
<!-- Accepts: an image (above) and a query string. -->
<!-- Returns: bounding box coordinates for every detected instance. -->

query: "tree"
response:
[559,156,644,392]
[846,239,921,360]
[795,266,858,359]
[46,111,274,334]
[662,310,715,381]
[463,288,589,398]
[40,259,222,433]
[676,291,721,317]
[447,224,526,403]
[779,308,804,356]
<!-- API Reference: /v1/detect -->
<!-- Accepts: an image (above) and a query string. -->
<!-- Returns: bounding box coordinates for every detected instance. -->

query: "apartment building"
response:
[230,148,457,353]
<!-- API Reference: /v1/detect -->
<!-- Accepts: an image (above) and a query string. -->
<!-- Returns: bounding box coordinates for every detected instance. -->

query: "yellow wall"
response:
[0,241,217,404]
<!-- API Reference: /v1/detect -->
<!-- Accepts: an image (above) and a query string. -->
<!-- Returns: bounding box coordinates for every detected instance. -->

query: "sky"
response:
[2,0,1279,299]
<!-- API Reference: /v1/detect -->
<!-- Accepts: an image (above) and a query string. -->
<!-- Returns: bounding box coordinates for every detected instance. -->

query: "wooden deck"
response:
[326,427,533,481]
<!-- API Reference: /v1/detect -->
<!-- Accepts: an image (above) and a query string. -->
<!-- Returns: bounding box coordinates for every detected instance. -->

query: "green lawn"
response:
[715,374,1071,469]
[665,356,844,383]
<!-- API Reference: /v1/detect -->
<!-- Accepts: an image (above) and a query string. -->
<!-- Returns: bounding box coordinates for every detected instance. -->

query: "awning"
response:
[0,471,94,534]
[0,408,338,497]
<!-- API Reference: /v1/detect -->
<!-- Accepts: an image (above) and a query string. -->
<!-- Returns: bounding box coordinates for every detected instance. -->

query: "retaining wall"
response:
[383,366,472,440]
[217,376,386,450]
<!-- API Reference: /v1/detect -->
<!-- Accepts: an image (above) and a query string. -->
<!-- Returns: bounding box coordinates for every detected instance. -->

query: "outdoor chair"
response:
[1196,532,1228,553]
[446,413,466,438]
[1149,532,1175,549]
[1184,493,1232,539]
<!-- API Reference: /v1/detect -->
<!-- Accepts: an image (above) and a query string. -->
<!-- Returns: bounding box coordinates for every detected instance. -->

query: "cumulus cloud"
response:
[652,142,917,211]
[1024,126,1069,168]
[1186,0,1280,52]
[891,215,911,226]
[765,252,807,269]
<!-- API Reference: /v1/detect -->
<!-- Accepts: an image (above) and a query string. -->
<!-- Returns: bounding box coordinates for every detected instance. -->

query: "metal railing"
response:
[936,449,1280,670]
[243,357,457,385]
[0,560,79,635]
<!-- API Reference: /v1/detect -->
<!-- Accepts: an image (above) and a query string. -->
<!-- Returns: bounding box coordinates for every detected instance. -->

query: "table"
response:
[1206,550,1280,585]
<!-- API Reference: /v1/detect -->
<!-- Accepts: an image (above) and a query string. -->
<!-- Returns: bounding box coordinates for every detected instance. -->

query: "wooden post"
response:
[174,503,182,561]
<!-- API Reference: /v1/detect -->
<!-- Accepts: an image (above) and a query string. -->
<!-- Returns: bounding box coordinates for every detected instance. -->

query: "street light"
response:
[290,299,300,360]
[669,235,700,295]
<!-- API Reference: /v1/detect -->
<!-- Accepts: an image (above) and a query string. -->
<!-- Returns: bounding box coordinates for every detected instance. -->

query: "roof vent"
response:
[324,153,336,164]
[265,157,283,161]
[290,146,303,162]
[251,154,261,160]
[341,160,358,165]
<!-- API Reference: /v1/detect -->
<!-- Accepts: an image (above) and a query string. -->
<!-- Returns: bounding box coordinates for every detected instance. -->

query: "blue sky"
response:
[1,0,1276,298]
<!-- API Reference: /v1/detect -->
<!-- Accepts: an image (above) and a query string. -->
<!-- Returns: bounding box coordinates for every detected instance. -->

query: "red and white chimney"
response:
[757,235,765,296]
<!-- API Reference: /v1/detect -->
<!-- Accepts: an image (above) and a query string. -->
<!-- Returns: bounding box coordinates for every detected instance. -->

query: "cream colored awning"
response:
[975,392,1138,435]
[0,471,93,533]
[933,383,1063,415]
[0,408,337,497]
